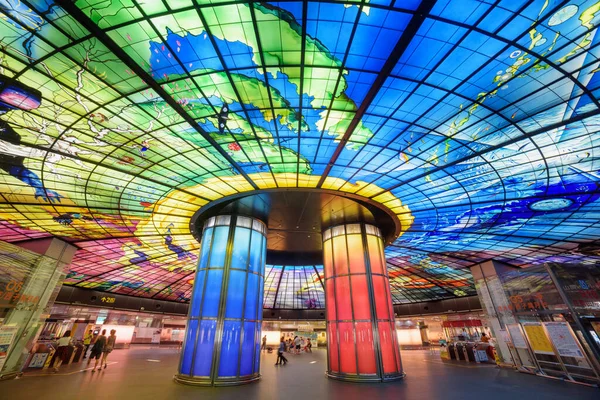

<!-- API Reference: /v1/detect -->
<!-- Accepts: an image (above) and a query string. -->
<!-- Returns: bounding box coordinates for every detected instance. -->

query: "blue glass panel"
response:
[218,321,241,377]
[180,319,198,375]
[244,273,259,320]
[254,342,261,373]
[258,278,264,321]
[209,226,229,268]
[260,237,267,273]
[231,227,250,270]
[240,322,256,376]
[192,319,217,377]
[202,269,223,317]
[198,227,213,269]
[190,270,206,317]
[225,270,246,319]
[248,230,264,273]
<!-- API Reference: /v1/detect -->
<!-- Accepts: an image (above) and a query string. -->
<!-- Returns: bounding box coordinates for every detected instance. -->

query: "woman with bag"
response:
[89,329,107,372]
[52,330,72,372]
[100,329,117,370]
[275,336,288,365]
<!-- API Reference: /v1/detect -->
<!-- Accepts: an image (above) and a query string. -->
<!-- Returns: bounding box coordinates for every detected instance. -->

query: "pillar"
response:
[322,223,403,382]
[0,238,77,380]
[470,261,517,366]
[175,215,267,386]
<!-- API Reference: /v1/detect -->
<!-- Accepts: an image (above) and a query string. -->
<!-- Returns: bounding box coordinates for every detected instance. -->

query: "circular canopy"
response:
[0,1,598,306]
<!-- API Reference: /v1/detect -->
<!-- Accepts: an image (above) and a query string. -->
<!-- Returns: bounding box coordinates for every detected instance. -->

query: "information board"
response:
[507,324,528,349]
[28,353,49,368]
[543,322,584,358]
[0,325,18,371]
[523,323,554,355]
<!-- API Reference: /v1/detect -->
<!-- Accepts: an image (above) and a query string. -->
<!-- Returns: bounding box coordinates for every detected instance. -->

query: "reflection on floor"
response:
[1,347,598,400]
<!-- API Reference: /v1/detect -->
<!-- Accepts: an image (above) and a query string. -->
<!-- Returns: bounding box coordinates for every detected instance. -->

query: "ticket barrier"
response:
[444,342,494,364]
[455,343,466,360]
[464,342,476,362]
[448,343,457,360]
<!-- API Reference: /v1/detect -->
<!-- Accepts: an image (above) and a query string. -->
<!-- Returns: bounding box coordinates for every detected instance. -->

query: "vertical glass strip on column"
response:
[176,215,267,386]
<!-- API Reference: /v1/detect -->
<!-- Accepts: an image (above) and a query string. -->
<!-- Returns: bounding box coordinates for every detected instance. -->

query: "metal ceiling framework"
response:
[0,0,598,306]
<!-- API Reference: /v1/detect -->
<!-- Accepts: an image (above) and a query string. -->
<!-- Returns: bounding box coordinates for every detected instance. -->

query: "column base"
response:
[174,373,261,387]
[326,371,405,383]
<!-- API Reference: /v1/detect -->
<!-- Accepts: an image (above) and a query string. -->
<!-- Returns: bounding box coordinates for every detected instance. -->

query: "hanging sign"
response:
[522,323,554,355]
[543,322,584,358]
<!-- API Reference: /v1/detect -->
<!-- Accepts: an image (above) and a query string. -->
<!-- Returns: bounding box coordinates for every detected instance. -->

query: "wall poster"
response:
[543,322,584,358]
[522,323,554,355]
[0,325,18,371]
[507,324,528,349]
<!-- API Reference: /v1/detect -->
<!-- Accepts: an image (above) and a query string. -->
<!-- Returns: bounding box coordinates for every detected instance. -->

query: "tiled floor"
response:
[1,347,598,400]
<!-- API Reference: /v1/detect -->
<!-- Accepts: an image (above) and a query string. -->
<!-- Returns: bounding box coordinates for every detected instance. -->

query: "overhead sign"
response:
[100,296,116,304]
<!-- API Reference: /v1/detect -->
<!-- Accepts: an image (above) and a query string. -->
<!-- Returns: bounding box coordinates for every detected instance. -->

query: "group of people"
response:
[271,335,313,366]
[52,329,117,373]
[287,335,312,354]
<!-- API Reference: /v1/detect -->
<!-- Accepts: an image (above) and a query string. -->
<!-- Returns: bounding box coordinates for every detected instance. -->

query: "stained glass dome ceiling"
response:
[0,0,599,306]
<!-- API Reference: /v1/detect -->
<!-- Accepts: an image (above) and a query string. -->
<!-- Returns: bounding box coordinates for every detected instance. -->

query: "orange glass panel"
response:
[378,321,400,374]
[367,235,384,275]
[346,234,365,274]
[335,276,352,320]
[373,275,390,320]
[338,322,357,374]
[356,322,376,374]
[351,275,370,320]
[323,239,333,278]
[328,323,339,373]
[332,236,348,276]
[326,280,336,320]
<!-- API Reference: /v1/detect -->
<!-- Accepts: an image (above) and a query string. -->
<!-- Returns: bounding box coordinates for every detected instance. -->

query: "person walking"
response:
[275,337,288,365]
[82,329,93,359]
[261,335,267,351]
[52,330,72,372]
[293,335,301,354]
[305,338,312,353]
[100,329,117,369]
[89,329,107,372]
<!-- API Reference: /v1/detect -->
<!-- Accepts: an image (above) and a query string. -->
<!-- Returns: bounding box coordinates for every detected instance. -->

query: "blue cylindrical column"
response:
[175,215,267,386]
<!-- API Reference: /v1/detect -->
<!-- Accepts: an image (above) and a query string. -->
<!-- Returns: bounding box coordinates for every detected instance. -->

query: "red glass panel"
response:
[373,275,391,320]
[338,322,357,374]
[384,277,394,318]
[328,323,339,373]
[326,280,336,320]
[335,276,352,320]
[378,321,399,374]
[351,275,370,320]
[355,322,376,374]
[346,235,365,274]
[367,236,384,275]
[332,236,348,276]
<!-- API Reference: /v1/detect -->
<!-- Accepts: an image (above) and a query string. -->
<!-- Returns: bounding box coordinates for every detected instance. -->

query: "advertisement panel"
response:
[522,323,554,355]
[544,322,584,358]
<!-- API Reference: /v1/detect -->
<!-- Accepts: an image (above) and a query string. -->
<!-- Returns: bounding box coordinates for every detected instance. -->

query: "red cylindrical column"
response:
[323,223,403,382]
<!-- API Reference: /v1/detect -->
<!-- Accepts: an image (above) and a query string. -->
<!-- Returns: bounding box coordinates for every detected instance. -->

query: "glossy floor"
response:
[2,347,598,400]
